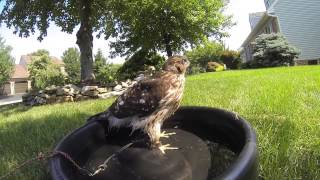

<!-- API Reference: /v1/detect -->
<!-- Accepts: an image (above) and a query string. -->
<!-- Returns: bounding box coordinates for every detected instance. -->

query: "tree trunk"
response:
[76,0,95,84]
[164,33,173,57]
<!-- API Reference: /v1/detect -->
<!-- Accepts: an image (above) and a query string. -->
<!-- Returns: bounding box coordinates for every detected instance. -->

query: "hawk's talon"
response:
[159,144,179,154]
[160,131,176,138]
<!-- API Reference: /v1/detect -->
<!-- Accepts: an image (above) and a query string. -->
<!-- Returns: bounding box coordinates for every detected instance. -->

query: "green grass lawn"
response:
[1,65,320,179]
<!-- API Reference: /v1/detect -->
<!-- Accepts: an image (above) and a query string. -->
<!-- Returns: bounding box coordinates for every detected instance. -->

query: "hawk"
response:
[89,55,190,153]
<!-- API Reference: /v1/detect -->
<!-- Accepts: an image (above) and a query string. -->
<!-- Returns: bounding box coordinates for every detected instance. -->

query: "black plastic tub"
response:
[50,106,258,180]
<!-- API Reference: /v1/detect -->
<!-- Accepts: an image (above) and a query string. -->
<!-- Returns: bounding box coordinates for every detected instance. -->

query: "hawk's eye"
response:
[182,59,187,63]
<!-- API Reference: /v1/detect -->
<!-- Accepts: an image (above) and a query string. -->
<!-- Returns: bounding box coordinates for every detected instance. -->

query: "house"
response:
[2,55,64,95]
[240,0,320,65]
[2,64,30,96]
[249,12,265,30]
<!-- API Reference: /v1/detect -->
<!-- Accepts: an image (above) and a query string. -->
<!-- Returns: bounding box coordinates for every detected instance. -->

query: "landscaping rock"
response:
[130,81,137,87]
[81,86,98,94]
[74,94,82,102]
[63,96,74,102]
[22,93,31,101]
[82,89,99,97]
[56,87,65,96]
[22,94,35,106]
[22,81,135,106]
[98,92,113,99]
[111,90,126,96]
[39,93,50,99]
[125,79,132,84]
[45,85,58,94]
[121,82,129,88]
[46,95,57,104]
[134,74,145,82]
[34,96,46,105]
[56,96,73,103]
[75,94,91,101]
[113,85,123,91]
[65,84,81,95]
[56,96,64,103]
[97,88,108,93]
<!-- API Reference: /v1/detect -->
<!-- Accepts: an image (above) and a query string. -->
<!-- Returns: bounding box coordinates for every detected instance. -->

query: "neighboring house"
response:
[3,64,29,95]
[19,55,66,73]
[3,55,64,95]
[240,0,320,65]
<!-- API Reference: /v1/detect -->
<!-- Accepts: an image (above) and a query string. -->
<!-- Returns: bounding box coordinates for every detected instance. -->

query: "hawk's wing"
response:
[109,75,171,119]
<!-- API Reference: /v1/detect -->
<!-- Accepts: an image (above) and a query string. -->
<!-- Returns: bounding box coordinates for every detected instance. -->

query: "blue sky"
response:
[0,0,266,64]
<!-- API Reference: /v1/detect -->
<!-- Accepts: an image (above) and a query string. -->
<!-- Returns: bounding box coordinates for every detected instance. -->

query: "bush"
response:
[240,61,252,69]
[95,63,120,86]
[28,55,65,90]
[187,65,206,75]
[185,41,224,72]
[117,50,165,80]
[251,33,300,68]
[92,49,121,85]
[220,50,242,69]
[206,62,224,72]
[33,66,65,89]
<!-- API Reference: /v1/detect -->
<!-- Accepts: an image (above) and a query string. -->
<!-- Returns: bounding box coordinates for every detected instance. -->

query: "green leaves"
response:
[92,49,119,85]
[185,40,224,68]
[0,36,14,93]
[252,33,300,67]
[28,54,65,89]
[108,0,231,56]
[117,50,165,80]
[0,0,113,41]
[0,0,231,81]
[62,47,81,84]
[94,48,107,74]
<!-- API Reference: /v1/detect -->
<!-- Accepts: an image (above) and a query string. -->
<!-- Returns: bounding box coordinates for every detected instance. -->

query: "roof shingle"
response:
[12,65,29,79]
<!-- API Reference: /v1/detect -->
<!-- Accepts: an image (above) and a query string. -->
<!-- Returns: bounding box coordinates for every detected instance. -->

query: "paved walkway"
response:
[0,93,24,106]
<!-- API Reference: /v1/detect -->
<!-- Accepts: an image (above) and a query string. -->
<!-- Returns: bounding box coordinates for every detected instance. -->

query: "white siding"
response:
[273,0,320,60]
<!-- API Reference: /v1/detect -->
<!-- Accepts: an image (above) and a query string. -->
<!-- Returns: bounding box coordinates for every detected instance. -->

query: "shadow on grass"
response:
[0,110,92,180]
[0,104,32,117]
[250,114,319,179]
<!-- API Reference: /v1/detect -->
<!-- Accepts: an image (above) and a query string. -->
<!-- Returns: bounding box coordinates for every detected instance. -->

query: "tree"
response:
[0,36,14,94]
[28,54,65,89]
[93,49,107,75]
[109,0,232,57]
[252,33,300,67]
[30,49,50,56]
[95,64,119,86]
[185,40,224,69]
[93,49,120,86]
[117,50,165,80]
[0,0,116,83]
[62,48,81,84]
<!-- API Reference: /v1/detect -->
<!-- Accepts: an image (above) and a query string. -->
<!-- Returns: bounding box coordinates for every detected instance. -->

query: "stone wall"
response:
[22,79,136,106]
